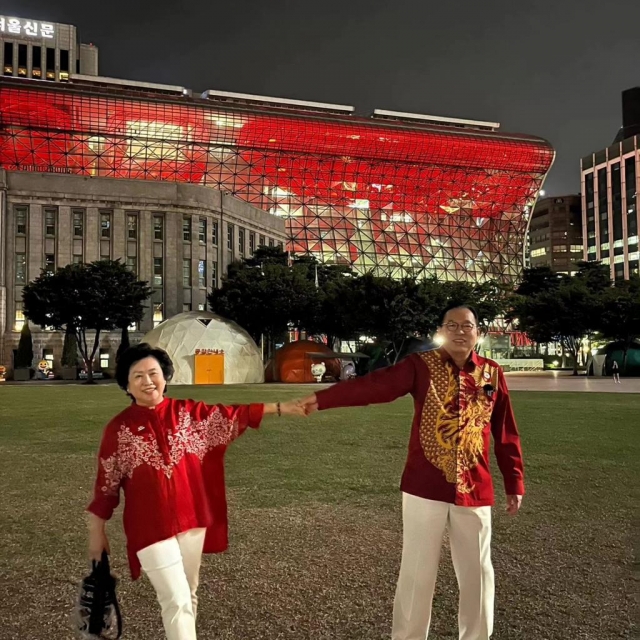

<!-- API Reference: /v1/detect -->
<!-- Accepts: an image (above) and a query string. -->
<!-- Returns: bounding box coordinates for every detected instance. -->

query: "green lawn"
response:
[0,384,637,639]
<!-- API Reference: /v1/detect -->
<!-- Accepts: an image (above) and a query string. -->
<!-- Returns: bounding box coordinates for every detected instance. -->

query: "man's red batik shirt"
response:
[315,349,524,507]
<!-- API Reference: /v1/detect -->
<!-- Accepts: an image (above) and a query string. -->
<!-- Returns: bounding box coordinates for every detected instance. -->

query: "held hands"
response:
[271,395,319,418]
[506,494,523,516]
[88,527,110,562]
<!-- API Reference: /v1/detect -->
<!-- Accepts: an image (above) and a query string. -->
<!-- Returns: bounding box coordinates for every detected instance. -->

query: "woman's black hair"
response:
[115,343,174,394]
[438,304,480,326]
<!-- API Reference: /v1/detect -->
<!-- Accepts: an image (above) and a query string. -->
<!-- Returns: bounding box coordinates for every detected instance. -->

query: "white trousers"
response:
[392,493,494,640]
[137,528,206,640]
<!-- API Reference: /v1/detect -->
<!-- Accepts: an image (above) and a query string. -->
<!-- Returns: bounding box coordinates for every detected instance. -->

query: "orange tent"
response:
[265,340,341,383]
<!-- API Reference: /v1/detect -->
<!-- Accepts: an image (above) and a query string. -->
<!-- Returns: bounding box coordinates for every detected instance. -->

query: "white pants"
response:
[137,528,206,640]
[392,493,494,640]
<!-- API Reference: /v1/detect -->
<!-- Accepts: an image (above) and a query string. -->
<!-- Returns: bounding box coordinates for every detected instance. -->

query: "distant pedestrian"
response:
[612,360,620,384]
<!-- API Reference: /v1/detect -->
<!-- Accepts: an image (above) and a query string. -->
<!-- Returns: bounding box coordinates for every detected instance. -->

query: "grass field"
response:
[0,384,637,639]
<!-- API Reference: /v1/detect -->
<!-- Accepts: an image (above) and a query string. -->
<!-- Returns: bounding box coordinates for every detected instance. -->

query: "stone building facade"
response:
[0,170,286,375]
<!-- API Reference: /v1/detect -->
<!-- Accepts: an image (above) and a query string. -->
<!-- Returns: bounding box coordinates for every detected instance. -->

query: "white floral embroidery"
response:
[99,406,239,492]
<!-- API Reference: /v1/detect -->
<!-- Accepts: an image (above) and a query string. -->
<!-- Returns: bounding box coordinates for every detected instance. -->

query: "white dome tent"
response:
[141,311,264,385]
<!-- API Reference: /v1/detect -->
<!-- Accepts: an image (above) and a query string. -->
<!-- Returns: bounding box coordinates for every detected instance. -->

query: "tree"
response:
[61,326,79,368]
[15,322,34,370]
[597,276,640,374]
[510,278,596,375]
[515,266,563,297]
[22,260,151,383]
[116,326,131,363]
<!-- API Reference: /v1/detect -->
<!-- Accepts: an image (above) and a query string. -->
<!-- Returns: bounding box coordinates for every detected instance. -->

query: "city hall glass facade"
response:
[0,78,555,283]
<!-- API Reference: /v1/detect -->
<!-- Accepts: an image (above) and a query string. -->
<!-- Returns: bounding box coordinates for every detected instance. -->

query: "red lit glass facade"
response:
[0,82,554,281]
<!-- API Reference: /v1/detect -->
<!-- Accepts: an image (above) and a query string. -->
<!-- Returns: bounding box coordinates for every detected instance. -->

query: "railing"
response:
[493,359,544,372]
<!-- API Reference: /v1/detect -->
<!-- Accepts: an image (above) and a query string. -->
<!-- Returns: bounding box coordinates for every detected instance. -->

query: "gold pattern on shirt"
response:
[418,351,498,494]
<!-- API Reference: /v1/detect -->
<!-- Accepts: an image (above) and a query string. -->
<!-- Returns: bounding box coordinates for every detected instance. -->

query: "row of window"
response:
[15,206,282,252]
[3,41,71,80]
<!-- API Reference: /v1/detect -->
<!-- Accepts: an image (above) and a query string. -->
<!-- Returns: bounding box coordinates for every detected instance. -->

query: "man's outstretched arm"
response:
[301,355,418,413]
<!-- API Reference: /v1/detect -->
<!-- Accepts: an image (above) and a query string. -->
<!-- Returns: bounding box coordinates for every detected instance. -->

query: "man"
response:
[301,305,524,640]
[612,360,620,384]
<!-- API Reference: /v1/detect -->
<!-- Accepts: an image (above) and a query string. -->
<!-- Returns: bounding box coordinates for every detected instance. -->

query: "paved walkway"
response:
[504,372,640,394]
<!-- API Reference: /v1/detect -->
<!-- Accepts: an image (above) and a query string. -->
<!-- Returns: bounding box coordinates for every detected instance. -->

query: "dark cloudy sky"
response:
[11,0,640,194]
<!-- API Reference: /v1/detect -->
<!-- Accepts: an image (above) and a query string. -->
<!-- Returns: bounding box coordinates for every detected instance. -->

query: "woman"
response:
[87,343,306,640]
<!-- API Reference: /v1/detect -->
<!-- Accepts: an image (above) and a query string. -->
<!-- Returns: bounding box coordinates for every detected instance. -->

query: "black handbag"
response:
[75,551,122,639]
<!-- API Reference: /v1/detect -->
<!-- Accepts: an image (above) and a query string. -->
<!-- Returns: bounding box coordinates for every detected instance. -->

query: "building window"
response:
[212,221,219,246]
[199,218,207,243]
[44,208,57,236]
[570,245,583,253]
[153,258,163,287]
[227,224,234,251]
[198,303,205,311]
[154,215,164,241]
[277,241,283,250]
[127,213,138,239]
[238,228,245,255]
[183,216,192,242]
[198,260,206,288]
[73,255,83,264]
[45,254,55,274]
[32,45,42,78]
[269,238,275,248]
[183,303,192,312]
[259,234,266,247]
[126,256,137,275]
[212,262,218,288]
[45,47,55,79]
[15,253,26,283]
[99,349,110,370]
[17,44,27,76]
[4,42,13,74]
[553,246,568,253]
[100,212,111,239]
[531,248,546,258]
[14,302,25,331]
[183,259,192,287]
[250,232,256,254]
[15,206,27,235]
[153,304,163,327]
[73,209,84,237]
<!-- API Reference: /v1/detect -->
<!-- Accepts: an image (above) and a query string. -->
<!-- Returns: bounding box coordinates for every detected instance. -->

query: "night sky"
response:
[10,0,640,195]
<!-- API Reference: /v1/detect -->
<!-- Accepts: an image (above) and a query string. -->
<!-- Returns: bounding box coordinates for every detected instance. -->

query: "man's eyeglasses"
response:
[442,322,476,333]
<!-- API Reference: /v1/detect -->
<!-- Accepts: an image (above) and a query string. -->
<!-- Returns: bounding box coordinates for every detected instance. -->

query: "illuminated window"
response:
[73,209,84,237]
[100,212,111,238]
[127,213,138,239]
[570,245,583,252]
[99,349,110,370]
[32,45,42,78]
[153,258,163,287]
[198,260,206,287]
[43,349,54,370]
[153,304,164,327]
[14,302,25,332]
[45,254,55,274]
[15,253,26,283]
[154,215,164,241]
[15,206,27,235]
[45,208,57,236]
[530,248,546,258]
[4,42,13,75]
